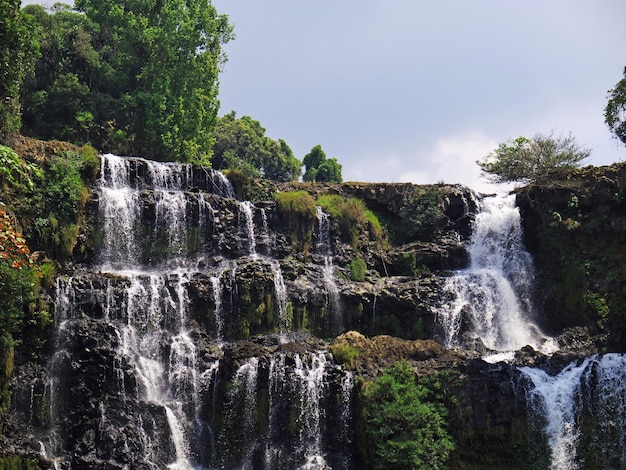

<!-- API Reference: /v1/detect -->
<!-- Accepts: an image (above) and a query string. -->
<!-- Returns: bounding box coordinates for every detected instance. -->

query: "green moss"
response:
[329,343,361,368]
[317,194,382,247]
[348,257,367,282]
[0,456,41,469]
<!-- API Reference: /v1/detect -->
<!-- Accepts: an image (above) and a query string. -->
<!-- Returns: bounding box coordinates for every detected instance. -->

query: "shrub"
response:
[399,187,445,242]
[477,132,590,184]
[361,360,455,470]
[317,195,382,246]
[275,191,317,220]
[329,343,361,368]
[349,257,367,281]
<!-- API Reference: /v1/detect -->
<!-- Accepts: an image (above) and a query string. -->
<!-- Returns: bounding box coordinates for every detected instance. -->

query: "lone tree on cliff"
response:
[605,66,626,147]
[477,132,590,184]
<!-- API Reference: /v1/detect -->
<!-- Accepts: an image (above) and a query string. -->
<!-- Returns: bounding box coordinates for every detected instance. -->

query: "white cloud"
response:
[399,132,504,193]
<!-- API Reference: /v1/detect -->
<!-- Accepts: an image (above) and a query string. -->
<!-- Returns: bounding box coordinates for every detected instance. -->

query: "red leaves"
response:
[0,207,34,270]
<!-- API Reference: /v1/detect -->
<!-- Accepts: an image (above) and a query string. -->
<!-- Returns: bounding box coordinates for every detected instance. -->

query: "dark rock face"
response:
[516,162,626,349]
[8,153,620,469]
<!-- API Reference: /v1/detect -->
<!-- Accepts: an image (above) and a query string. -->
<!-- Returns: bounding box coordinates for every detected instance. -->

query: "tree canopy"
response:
[20,1,233,164]
[605,66,626,147]
[0,0,39,140]
[212,112,301,181]
[362,360,455,470]
[302,144,343,183]
[477,132,590,184]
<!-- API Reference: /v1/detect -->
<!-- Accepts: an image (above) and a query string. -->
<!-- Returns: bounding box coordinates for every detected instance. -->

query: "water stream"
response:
[43,154,351,469]
[437,193,556,353]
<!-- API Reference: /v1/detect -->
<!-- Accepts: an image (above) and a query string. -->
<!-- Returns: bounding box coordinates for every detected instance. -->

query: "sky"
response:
[211,0,626,192]
[23,1,626,192]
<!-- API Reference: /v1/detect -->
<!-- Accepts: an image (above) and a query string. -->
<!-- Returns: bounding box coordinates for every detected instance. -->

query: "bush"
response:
[477,132,590,184]
[349,257,367,281]
[361,360,455,470]
[399,187,444,242]
[29,150,90,259]
[316,195,382,246]
[329,343,361,368]
[275,191,317,220]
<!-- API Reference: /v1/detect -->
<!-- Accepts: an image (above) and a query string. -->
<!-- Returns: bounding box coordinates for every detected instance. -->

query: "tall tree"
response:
[0,0,39,141]
[22,0,233,163]
[605,66,626,147]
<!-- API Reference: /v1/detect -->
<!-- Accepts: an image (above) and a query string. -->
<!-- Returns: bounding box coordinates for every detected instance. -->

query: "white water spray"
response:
[438,193,555,353]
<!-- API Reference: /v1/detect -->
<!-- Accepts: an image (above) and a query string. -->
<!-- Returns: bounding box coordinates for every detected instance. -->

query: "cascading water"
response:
[520,354,626,469]
[42,153,355,469]
[315,207,343,334]
[437,193,555,353]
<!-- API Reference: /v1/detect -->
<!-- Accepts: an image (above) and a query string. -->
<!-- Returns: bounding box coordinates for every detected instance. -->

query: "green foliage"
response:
[274,191,317,220]
[477,132,590,184]
[399,186,445,242]
[584,291,610,322]
[213,112,301,181]
[605,66,626,147]
[361,360,456,470]
[28,150,90,259]
[0,208,51,410]
[329,343,361,368]
[303,144,343,183]
[348,257,367,281]
[0,455,41,469]
[0,0,40,139]
[0,145,42,191]
[22,1,233,163]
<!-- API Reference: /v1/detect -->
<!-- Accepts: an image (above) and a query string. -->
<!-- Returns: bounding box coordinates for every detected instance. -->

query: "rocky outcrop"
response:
[5,144,622,469]
[516,162,626,350]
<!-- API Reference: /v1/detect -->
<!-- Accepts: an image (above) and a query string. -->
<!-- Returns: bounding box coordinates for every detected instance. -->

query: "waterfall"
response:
[437,193,555,353]
[269,260,289,331]
[239,200,257,258]
[315,207,343,334]
[41,154,357,469]
[520,354,626,469]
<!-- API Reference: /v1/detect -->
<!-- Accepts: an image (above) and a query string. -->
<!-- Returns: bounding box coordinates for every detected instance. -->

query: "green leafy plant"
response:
[399,186,444,242]
[348,257,367,281]
[316,195,382,246]
[0,145,42,191]
[361,360,455,470]
[477,132,590,184]
[329,343,361,368]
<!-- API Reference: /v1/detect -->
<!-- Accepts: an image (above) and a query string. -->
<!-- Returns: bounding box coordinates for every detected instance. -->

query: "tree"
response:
[212,112,301,181]
[605,66,626,147]
[477,132,590,184]
[22,1,233,163]
[362,360,455,470]
[0,0,39,140]
[316,157,343,183]
[302,144,343,183]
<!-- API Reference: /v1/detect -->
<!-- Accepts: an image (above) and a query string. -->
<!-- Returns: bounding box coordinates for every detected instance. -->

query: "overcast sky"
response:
[212,0,626,191]
[23,1,626,192]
